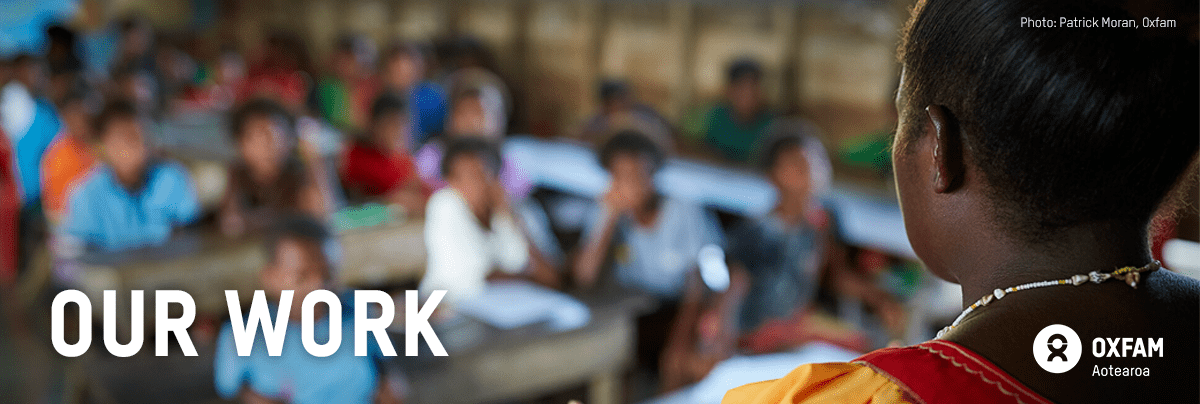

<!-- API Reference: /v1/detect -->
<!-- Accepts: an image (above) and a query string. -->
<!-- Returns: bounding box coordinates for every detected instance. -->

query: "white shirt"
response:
[421,188,529,304]
[583,197,723,299]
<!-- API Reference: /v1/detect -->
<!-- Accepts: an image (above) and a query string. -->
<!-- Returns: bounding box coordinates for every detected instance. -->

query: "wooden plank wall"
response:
[110,0,907,146]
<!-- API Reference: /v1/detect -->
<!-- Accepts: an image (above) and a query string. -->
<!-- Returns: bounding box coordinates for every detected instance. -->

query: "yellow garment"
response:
[721,362,916,404]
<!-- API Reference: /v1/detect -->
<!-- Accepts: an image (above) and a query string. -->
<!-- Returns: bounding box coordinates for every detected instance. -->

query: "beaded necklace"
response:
[936,261,1160,339]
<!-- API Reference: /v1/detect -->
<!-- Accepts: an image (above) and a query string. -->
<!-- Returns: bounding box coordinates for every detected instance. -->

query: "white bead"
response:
[993,288,1006,299]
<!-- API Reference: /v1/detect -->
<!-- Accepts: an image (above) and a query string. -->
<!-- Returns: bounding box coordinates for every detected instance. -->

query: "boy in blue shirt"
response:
[214,215,399,404]
[61,99,199,252]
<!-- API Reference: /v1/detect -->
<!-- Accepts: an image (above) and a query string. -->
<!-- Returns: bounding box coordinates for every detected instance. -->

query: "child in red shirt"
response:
[341,93,428,215]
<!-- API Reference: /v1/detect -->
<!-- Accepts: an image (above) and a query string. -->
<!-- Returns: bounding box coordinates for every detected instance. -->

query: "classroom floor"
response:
[2,288,70,404]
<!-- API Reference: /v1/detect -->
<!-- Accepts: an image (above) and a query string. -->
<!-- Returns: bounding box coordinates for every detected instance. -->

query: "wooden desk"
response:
[67,232,262,317]
[63,220,427,317]
[392,290,653,404]
[338,220,426,287]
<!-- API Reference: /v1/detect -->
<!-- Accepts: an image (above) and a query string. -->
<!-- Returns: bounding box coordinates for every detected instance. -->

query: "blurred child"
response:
[420,138,530,304]
[61,99,199,252]
[663,133,907,389]
[220,99,332,236]
[239,33,311,113]
[379,41,446,148]
[111,17,157,79]
[315,35,377,133]
[572,131,723,389]
[340,93,427,214]
[109,64,158,120]
[701,58,775,163]
[416,87,563,288]
[732,134,903,350]
[214,215,400,404]
[578,79,674,153]
[414,86,531,199]
[45,25,82,105]
[40,86,96,226]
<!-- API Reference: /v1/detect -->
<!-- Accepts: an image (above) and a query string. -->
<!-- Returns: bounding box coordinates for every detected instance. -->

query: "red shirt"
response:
[341,142,422,197]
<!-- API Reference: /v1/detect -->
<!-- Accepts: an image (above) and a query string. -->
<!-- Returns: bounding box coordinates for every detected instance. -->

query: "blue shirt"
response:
[409,81,448,148]
[10,97,61,206]
[62,161,200,251]
[214,299,383,404]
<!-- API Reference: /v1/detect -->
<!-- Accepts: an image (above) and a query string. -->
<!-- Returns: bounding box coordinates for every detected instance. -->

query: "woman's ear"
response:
[926,105,965,193]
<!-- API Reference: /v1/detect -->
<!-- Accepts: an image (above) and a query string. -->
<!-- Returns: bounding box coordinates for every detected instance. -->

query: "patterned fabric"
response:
[722,340,1052,404]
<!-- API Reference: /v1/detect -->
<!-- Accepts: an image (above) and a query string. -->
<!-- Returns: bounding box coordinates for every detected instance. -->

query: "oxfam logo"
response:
[1033,324,1081,373]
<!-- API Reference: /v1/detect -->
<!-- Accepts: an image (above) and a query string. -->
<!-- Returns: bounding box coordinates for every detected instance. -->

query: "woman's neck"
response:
[955,221,1152,307]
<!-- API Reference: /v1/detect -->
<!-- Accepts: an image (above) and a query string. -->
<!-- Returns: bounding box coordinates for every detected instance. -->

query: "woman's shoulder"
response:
[721,361,914,404]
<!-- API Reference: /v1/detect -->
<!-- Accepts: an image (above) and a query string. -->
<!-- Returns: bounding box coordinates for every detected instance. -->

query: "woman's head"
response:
[893,0,1198,274]
[230,99,296,181]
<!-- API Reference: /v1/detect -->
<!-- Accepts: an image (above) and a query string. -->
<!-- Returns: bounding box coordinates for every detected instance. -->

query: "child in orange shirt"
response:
[40,87,95,226]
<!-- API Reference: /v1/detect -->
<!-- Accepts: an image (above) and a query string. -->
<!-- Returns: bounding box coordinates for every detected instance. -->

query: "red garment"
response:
[857,340,1053,404]
[0,131,19,284]
[341,142,422,197]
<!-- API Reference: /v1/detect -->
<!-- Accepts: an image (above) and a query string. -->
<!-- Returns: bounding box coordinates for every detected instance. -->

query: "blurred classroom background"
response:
[0,0,1196,403]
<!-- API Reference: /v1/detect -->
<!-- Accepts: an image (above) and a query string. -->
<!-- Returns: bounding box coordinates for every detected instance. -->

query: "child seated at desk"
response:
[61,99,200,252]
[694,59,776,164]
[340,93,427,214]
[420,138,532,304]
[220,99,332,236]
[214,215,400,404]
[415,86,561,284]
[41,86,96,227]
[664,133,907,389]
[572,131,723,390]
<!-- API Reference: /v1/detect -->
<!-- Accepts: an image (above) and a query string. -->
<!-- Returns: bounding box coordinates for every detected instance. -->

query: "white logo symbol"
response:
[1033,324,1081,373]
